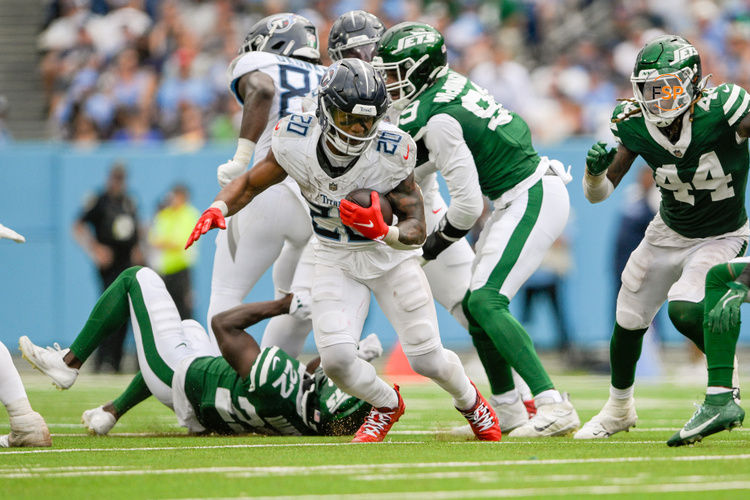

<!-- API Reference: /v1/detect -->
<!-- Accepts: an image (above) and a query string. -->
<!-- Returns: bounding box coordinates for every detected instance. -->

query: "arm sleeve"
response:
[423,113,484,230]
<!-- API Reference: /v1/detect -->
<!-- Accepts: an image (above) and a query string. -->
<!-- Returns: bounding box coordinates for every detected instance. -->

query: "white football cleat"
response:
[508,393,580,437]
[356,333,383,362]
[19,336,78,390]
[82,406,117,435]
[451,393,530,437]
[0,411,51,447]
[574,397,637,439]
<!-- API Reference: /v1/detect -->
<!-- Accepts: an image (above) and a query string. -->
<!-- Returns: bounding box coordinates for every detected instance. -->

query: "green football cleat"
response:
[667,398,745,447]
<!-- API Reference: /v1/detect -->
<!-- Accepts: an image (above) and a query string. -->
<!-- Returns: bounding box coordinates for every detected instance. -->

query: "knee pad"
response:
[615,289,651,330]
[467,287,509,320]
[391,266,431,313]
[400,320,441,357]
[667,300,703,334]
[313,311,354,350]
[319,344,358,381]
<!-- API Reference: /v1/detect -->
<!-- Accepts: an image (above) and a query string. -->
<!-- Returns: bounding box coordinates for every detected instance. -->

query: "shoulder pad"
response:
[273,113,318,139]
[374,122,416,169]
[228,52,282,82]
[611,100,641,123]
[712,83,750,126]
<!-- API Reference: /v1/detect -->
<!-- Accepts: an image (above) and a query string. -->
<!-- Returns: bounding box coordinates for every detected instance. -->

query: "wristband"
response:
[383,226,422,250]
[582,171,614,203]
[210,200,229,216]
[438,215,470,241]
[233,138,256,167]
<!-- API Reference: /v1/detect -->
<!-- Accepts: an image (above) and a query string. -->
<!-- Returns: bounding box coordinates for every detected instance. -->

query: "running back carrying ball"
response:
[344,188,393,225]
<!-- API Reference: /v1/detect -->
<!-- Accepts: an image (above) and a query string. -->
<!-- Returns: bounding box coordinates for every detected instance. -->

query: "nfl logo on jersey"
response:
[329,182,338,191]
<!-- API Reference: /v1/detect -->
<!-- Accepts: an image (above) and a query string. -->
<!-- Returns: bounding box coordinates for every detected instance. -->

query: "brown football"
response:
[344,188,393,225]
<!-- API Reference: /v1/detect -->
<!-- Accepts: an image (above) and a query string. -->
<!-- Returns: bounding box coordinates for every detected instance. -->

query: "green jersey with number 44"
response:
[396,69,541,200]
[183,346,370,436]
[611,83,750,238]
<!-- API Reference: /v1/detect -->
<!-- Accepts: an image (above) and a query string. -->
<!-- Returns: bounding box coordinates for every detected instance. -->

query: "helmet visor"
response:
[340,42,378,62]
[322,105,381,155]
[633,67,693,122]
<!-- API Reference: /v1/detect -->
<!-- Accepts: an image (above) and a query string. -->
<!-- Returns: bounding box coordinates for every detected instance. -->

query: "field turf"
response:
[2,369,750,499]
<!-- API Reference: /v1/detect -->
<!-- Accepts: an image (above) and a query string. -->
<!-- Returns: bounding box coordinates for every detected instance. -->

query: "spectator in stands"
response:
[148,184,199,319]
[73,162,143,372]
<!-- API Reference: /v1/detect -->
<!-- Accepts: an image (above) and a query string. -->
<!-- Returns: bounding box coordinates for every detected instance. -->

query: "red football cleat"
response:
[352,385,405,443]
[458,381,502,441]
[523,399,537,417]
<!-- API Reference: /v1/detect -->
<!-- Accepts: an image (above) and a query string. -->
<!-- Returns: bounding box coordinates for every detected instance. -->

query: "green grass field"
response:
[2,369,750,499]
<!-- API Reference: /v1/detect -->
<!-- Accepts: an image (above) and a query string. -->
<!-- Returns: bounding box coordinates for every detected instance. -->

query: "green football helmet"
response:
[372,22,447,110]
[631,34,702,127]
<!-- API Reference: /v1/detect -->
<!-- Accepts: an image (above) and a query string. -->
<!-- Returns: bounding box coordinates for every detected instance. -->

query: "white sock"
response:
[535,389,563,405]
[6,398,33,418]
[610,385,634,401]
[407,347,475,410]
[319,343,398,409]
[491,389,520,406]
[511,369,533,401]
[0,341,29,408]
[706,386,732,395]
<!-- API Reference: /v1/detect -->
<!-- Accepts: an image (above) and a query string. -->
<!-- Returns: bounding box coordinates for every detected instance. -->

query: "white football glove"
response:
[0,223,25,243]
[288,290,312,321]
[356,333,383,362]
[217,159,247,188]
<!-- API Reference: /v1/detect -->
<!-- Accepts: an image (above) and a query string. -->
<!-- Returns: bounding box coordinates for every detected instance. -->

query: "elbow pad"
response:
[422,215,470,261]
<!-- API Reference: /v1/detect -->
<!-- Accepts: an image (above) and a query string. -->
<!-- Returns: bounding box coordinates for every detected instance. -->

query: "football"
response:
[345,188,393,225]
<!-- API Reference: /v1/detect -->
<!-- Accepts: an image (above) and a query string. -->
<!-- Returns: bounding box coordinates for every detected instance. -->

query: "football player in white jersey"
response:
[0,222,50,447]
[208,13,326,358]
[186,59,501,443]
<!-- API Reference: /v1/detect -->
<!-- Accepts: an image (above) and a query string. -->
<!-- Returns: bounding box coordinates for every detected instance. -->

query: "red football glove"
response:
[339,191,389,240]
[185,207,226,249]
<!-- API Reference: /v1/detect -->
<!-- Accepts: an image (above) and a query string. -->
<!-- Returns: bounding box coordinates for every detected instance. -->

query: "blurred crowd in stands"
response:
[34,0,750,145]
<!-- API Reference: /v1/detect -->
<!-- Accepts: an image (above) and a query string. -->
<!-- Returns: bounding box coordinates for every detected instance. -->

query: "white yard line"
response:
[2,454,750,478]
[173,481,750,499]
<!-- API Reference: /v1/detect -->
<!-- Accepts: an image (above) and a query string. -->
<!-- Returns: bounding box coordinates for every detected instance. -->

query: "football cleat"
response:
[0,411,51,447]
[667,396,745,447]
[574,397,637,439]
[509,393,580,437]
[451,391,529,437]
[82,406,117,436]
[19,336,78,390]
[457,382,502,441]
[352,385,405,443]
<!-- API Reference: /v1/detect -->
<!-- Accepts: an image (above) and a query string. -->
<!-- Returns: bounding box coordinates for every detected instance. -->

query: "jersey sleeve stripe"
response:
[258,346,280,386]
[728,91,750,126]
[723,84,742,115]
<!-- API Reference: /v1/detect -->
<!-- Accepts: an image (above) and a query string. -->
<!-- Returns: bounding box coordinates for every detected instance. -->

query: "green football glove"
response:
[586,141,616,176]
[707,281,749,334]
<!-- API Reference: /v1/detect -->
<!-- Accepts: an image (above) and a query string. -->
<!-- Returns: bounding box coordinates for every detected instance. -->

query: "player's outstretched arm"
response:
[582,143,637,203]
[385,173,427,248]
[217,72,276,187]
[211,294,293,378]
[186,148,288,248]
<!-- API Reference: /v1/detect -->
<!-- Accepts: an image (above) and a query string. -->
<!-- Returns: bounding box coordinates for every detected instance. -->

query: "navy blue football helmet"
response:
[240,13,320,63]
[328,11,385,63]
[317,58,389,155]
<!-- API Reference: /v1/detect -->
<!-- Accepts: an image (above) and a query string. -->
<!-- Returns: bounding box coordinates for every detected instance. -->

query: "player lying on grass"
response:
[668,257,749,446]
[0,222,51,448]
[577,35,749,439]
[19,266,379,436]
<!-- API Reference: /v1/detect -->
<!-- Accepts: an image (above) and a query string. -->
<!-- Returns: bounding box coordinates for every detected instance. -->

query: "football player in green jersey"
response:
[576,35,750,439]
[19,266,373,436]
[374,23,580,437]
[668,258,748,446]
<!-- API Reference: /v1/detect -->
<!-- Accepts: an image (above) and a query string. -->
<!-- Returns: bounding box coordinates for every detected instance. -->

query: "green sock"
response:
[111,371,152,416]
[70,267,142,361]
[466,288,553,395]
[668,300,705,352]
[610,322,648,389]
[462,291,515,394]
[704,262,745,388]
